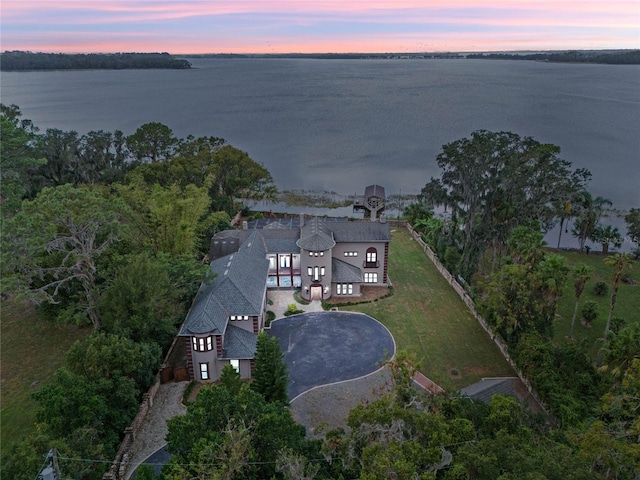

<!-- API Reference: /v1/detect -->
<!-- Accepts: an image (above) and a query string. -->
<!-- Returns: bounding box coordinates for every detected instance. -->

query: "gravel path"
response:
[290,365,393,437]
[124,381,188,479]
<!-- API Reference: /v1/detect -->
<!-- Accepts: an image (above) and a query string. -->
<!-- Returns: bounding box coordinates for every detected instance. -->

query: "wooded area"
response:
[0,51,192,71]
[1,106,638,478]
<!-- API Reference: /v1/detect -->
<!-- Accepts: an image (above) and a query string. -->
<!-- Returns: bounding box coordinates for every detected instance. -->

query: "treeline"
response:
[468,49,640,64]
[404,130,639,477]
[138,352,640,479]
[0,104,275,479]
[0,51,192,71]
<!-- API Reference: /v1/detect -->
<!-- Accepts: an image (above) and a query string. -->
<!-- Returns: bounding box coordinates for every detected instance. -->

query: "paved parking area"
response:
[267,311,395,399]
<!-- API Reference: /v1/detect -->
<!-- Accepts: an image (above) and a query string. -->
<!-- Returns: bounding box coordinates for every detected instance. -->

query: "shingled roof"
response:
[222,324,258,359]
[332,258,364,283]
[180,230,268,336]
[296,217,336,251]
[327,220,391,243]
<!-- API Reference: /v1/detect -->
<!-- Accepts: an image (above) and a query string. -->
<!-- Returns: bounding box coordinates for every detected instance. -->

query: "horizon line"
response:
[4,48,638,55]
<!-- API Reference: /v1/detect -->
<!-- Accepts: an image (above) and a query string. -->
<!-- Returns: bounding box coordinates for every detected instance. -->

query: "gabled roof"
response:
[459,377,548,415]
[296,217,336,251]
[332,258,364,283]
[326,221,391,243]
[180,230,269,336]
[261,230,300,254]
[365,184,385,199]
[222,324,258,359]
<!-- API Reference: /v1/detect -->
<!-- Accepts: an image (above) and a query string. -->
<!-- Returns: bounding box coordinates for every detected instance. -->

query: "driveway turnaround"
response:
[268,311,395,399]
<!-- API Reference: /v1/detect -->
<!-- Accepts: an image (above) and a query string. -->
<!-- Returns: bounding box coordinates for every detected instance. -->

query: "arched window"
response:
[365,247,378,267]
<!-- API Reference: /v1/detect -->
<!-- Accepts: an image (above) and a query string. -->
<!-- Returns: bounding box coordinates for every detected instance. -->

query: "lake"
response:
[1,58,639,213]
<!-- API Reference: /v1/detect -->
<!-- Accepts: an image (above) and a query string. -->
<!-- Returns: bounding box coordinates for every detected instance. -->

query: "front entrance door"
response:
[310,285,323,300]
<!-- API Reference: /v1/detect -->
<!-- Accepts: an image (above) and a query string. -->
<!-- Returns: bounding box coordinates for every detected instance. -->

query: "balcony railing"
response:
[363,261,380,268]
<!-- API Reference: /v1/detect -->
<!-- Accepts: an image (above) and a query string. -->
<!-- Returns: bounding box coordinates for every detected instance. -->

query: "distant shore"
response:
[0,51,192,71]
[181,49,640,65]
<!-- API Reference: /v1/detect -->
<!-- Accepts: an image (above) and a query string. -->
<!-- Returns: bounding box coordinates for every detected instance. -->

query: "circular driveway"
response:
[268,311,395,399]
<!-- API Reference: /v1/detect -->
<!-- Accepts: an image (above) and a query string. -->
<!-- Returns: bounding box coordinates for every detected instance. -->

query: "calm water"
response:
[1,58,639,211]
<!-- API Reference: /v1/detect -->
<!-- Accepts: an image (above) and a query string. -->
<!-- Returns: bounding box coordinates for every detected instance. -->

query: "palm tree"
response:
[556,199,573,249]
[589,224,622,254]
[603,253,634,342]
[537,253,569,318]
[572,191,612,251]
[598,324,640,383]
[569,264,592,338]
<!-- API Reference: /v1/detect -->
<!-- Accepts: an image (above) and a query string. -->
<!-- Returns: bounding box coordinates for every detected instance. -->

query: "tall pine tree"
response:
[251,332,289,404]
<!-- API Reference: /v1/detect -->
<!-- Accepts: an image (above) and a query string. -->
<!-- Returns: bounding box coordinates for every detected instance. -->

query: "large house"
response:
[178,215,392,382]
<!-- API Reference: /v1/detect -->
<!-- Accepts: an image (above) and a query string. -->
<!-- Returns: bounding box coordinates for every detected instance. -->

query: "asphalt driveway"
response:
[267,311,395,399]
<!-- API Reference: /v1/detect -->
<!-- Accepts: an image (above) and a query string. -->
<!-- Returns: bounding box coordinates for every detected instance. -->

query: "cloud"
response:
[1,0,638,53]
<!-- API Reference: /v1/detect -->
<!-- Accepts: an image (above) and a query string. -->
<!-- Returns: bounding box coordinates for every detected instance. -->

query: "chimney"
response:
[299,213,304,228]
[242,221,248,230]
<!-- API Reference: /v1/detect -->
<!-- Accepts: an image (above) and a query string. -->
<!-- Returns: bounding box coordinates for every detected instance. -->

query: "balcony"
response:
[363,261,380,268]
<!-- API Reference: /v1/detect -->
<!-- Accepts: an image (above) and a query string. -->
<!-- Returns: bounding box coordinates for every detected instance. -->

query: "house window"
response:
[320,266,325,276]
[366,248,377,263]
[193,336,214,352]
[230,359,240,372]
[337,283,353,295]
[309,251,313,257]
[230,315,249,321]
[200,363,210,380]
[307,267,313,276]
[280,255,290,268]
[364,273,378,283]
[313,266,319,281]
[344,251,358,257]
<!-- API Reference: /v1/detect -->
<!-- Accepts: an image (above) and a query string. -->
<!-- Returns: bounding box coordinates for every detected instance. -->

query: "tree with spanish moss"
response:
[2,184,125,329]
[420,130,590,280]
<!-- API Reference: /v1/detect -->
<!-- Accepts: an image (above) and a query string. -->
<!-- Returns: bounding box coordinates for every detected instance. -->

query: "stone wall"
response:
[102,381,161,479]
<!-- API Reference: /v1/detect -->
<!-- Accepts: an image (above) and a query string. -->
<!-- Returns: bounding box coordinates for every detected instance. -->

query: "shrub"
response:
[284,303,303,316]
[293,289,310,305]
[444,246,461,275]
[581,300,599,326]
[610,317,626,333]
[265,310,275,327]
[592,281,608,296]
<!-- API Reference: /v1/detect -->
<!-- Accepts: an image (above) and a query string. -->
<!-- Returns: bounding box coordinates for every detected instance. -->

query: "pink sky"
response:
[2,1,638,53]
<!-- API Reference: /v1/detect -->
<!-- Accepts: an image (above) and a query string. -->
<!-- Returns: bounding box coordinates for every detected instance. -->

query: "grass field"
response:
[551,249,639,352]
[351,228,514,392]
[1,299,88,454]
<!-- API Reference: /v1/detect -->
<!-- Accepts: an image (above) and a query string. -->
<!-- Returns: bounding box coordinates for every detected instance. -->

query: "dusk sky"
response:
[2,1,639,54]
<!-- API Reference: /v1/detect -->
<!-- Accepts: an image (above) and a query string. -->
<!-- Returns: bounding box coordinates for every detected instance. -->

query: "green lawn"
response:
[1,299,88,454]
[351,228,514,392]
[551,250,639,351]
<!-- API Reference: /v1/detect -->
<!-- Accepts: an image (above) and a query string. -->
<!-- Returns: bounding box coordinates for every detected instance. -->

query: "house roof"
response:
[180,230,269,336]
[327,220,391,243]
[459,377,548,415]
[296,217,336,251]
[261,229,300,254]
[365,184,385,199]
[210,230,248,260]
[222,324,258,359]
[332,258,364,283]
